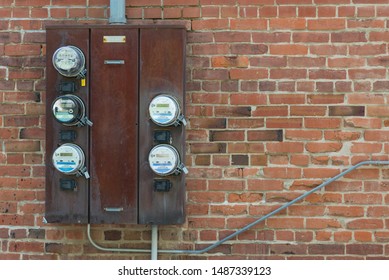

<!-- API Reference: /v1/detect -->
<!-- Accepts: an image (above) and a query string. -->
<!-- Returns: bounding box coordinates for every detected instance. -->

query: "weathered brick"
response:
[247,130,283,142]
[210,130,245,142]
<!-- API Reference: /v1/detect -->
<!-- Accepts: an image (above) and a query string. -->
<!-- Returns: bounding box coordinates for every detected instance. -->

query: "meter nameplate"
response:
[149,95,180,126]
[103,36,126,43]
[149,144,180,176]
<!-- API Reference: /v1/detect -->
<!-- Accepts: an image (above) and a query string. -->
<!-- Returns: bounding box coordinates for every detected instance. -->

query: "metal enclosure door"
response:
[89,28,139,224]
[45,28,89,223]
[138,28,186,225]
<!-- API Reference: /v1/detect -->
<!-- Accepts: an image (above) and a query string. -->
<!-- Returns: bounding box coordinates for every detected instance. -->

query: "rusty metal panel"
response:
[89,28,139,224]
[45,28,90,224]
[138,28,186,225]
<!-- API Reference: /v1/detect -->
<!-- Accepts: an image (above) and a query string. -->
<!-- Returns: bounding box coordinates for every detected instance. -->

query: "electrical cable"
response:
[87,160,389,255]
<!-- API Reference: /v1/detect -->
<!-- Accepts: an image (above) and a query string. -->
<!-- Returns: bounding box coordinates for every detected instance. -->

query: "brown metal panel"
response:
[138,27,186,225]
[45,28,90,224]
[89,28,139,224]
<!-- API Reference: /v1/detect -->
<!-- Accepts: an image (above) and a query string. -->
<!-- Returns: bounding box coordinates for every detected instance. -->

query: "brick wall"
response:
[1,0,389,260]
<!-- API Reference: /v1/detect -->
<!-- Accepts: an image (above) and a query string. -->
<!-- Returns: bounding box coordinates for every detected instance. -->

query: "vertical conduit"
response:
[88,160,389,255]
[109,0,126,24]
[151,225,158,260]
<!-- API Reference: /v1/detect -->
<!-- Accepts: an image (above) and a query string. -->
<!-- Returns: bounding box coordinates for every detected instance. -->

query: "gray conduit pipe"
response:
[151,225,158,260]
[87,160,389,255]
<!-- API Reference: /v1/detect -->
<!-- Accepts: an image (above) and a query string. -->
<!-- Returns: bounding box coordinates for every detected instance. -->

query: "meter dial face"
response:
[52,144,85,175]
[52,46,85,77]
[149,95,180,126]
[148,144,180,176]
[52,95,85,126]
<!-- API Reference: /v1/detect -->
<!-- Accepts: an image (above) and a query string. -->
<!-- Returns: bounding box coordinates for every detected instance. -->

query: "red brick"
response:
[367,106,389,117]
[192,19,229,30]
[267,218,304,229]
[353,0,389,3]
[291,106,326,116]
[305,118,342,129]
[288,205,326,216]
[210,130,245,142]
[227,143,264,153]
[230,69,268,80]
[367,207,389,217]
[331,32,367,42]
[308,94,344,104]
[324,131,361,141]
[306,218,342,229]
[328,57,365,68]
[211,56,249,68]
[263,167,301,179]
[193,69,228,80]
[211,205,247,216]
[349,69,386,80]
[310,45,347,55]
[309,244,344,255]
[303,167,340,178]
[328,206,365,217]
[247,130,283,141]
[228,118,264,129]
[308,19,345,30]
[4,140,40,152]
[190,143,226,154]
[253,106,288,117]
[351,143,382,153]
[339,6,355,17]
[309,70,347,80]
[329,106,365,116]
[293,32,329,43]
[269,94,305,104]
[346,245,383,256]
[270,18,306,30]
[344,193,383,205]
[270,44,308,55]
[270,69,307,79]
[285,130,322,140]
[276,0,312,3]
[250,155,268,166]
[306,142,343,153]
[344,168,380,180]
[228,193,263,203]
[289,57,326,67]
[213,32,250,43]
[334,231,352,242]
[215,106,251,117]
[230,19,267,30]
[188,191,225,204]
[267,142,304,154]
[349,44,386,55]
[266,118,303,128]
[231,43,268,54]
[164,7,182,18]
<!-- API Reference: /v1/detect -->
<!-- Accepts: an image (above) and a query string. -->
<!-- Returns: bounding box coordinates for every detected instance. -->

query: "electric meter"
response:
[52,46,86,77]
[52,94,92,127]
[52,143,90,178]
[148,144,188,176]
[149,94,187,126]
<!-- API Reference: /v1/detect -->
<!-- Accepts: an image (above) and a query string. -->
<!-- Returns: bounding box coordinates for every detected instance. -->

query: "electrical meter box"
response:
[45,25,186,225]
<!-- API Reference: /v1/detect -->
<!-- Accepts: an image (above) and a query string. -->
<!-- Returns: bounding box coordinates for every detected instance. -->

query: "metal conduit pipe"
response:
[151,225,158,260]
[109,0,126,24]
[87,160,389,255]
